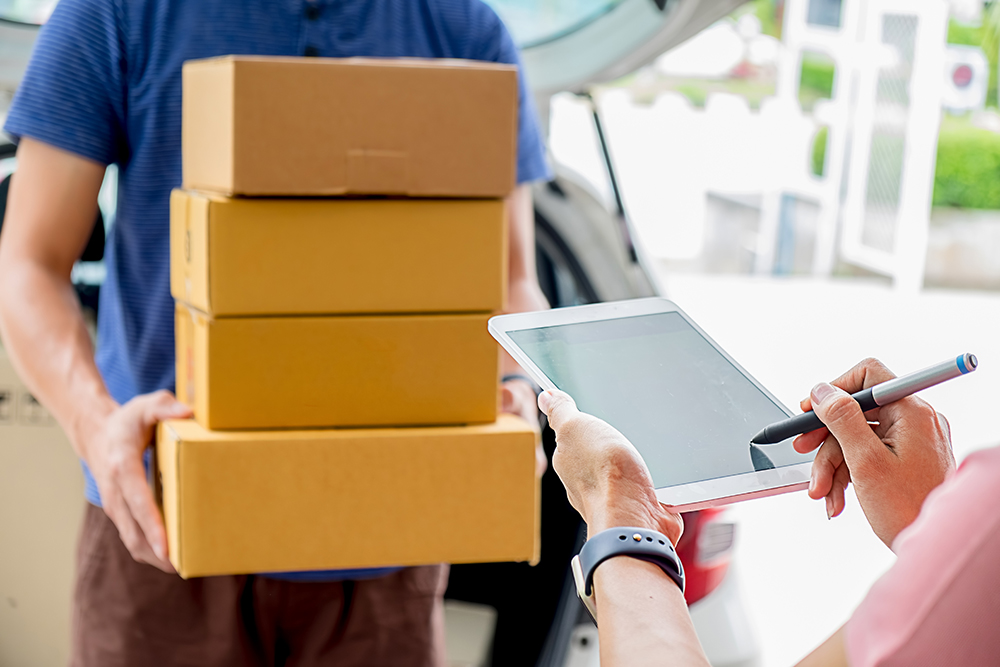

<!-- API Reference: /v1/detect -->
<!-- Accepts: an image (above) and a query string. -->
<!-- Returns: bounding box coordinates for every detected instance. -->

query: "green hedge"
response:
[805,117,1000,209]
[799,55,835,111]
[933,117,1000,209]
[811,126,828,177]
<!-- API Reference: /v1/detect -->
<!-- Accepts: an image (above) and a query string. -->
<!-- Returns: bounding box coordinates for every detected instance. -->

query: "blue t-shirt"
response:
[5,0,550,581]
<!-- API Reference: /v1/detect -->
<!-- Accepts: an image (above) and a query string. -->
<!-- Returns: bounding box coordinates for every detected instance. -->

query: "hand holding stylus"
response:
[792,358,955,547]
[752,354,976,444]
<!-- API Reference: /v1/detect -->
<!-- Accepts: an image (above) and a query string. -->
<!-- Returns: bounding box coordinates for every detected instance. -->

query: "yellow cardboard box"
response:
[182,56,517,197]
[175,304,499,430]
[170,190,507,317]
[156,415,540,578]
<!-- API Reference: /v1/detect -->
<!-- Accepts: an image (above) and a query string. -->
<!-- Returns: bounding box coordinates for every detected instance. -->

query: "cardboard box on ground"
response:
[162,55,539,577]
[0,346,84,667]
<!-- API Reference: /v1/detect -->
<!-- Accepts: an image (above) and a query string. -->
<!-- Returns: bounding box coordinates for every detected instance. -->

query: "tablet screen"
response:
[509,312,814,488]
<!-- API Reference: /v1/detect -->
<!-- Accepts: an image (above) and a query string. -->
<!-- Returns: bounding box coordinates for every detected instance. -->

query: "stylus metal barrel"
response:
[872,353,976,405]
[751,354,977,445]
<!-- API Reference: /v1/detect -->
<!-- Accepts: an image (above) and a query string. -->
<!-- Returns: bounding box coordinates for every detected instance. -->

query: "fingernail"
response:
[155,541,167,561]
[826,497,834,520]
[808,472,816,494]
[537,391,552,414]
[811,382,837,406]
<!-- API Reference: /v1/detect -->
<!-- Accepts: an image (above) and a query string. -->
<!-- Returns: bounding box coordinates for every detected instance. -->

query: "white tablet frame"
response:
[489,297,812,512]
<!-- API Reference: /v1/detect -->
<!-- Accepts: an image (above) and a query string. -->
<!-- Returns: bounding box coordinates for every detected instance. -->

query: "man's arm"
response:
[504,183,548,317]
[0,138,188,571]
[499,183,549,433]
[0,138,109,434]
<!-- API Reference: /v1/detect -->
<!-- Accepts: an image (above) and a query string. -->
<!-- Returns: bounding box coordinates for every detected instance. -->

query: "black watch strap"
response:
[578,527,684,597]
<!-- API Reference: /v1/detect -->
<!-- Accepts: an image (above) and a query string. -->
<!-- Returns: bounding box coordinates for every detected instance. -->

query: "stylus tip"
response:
[750,428,766,444]
[750,443,776,471]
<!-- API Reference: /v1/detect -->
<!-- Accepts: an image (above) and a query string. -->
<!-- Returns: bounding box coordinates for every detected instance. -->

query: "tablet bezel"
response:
[489,297,812,512]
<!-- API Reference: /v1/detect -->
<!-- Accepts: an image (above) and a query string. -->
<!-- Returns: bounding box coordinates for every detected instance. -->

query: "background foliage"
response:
[933,115,1000,209]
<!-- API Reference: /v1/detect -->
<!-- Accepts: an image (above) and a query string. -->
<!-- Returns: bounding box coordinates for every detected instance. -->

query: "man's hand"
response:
[538,389,683,546]
[793,358,954,548]
[83,390,191,572]
[501,379,546,476]
[500,378,538,425]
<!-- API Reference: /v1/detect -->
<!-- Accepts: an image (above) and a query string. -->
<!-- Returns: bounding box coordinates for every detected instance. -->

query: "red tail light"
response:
[675,508,736,605]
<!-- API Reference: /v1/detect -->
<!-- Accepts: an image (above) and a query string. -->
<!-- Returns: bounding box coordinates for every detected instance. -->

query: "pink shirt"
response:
[846,446,1000,666]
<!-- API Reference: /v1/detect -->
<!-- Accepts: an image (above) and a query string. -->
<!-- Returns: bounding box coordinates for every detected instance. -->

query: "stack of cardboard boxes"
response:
[157,56,540,579]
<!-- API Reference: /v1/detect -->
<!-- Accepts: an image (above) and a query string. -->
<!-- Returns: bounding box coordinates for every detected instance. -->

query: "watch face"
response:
[571,555,597,620]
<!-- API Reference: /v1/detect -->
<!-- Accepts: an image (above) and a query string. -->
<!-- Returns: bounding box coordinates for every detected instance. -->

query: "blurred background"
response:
[1,0,998,665]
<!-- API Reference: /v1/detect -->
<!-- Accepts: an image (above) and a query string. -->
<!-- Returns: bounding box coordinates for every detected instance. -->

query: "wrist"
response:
[69,393,118,461]
[587,495,681,547]
[584,453,682,546]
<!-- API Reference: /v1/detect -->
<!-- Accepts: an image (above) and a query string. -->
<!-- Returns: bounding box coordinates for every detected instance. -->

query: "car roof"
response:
[0,0,745,112]
[488,0,747,95]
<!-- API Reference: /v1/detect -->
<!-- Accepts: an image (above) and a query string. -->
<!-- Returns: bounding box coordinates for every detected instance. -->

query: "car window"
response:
[484,0,626,48]
[0,0,57,25]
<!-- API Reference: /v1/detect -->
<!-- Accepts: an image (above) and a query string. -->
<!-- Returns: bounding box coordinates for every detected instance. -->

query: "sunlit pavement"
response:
[657,269,1000,667]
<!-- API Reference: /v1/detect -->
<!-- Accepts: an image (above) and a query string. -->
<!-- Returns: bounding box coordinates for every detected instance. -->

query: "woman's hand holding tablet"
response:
[537,389,683,542]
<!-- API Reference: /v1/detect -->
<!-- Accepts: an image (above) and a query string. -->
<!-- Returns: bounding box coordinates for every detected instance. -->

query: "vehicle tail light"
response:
[675,508,736,605]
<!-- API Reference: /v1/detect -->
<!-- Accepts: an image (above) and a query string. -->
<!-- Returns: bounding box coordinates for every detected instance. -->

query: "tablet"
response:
[489,297,815,511]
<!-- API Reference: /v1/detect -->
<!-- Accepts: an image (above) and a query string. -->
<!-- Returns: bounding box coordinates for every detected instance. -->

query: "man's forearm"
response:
[502,182,548,379]
[594,557,711,667]
[0,260,116,459]
[0,137,115,460]
[501,275,549,376]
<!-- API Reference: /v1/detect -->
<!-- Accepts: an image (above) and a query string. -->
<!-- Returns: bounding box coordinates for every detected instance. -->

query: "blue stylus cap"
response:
[958,353,978,374]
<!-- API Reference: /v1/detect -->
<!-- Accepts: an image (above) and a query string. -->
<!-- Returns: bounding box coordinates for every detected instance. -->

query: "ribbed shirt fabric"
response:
[5,0,550,581]
[846,446,1000,666]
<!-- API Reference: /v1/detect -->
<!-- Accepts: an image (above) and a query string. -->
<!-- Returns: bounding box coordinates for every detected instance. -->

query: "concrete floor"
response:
[658,270,1000,667]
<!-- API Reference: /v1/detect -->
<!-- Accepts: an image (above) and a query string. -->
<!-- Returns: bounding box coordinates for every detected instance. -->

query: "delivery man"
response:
[0,0,550,664]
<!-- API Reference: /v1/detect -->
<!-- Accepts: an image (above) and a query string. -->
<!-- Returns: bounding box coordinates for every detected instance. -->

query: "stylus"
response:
[750,353,978,445]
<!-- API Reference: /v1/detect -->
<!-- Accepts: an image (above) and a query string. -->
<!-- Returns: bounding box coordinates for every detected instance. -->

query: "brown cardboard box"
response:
[176,304,498,430]
[182,56,518,197]
[170,190,507,317]
[156,415,540,578]
[0,347,84,666]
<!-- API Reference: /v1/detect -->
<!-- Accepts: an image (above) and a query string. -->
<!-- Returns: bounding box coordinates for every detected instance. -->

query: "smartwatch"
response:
[571,527,685,621]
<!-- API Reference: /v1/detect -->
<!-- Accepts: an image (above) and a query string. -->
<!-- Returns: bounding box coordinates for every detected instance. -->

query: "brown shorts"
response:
[71,504,448,667]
